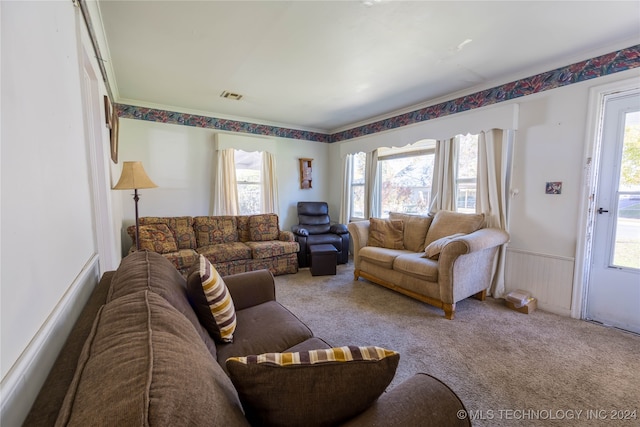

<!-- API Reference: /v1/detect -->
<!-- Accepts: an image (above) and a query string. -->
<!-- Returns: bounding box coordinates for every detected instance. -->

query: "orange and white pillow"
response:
[186,255,236,343]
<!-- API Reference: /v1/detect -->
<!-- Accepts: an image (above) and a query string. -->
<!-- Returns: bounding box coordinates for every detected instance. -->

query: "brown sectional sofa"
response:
[349,210,510,320]
[25,251,470,426]
[127,213,299,277]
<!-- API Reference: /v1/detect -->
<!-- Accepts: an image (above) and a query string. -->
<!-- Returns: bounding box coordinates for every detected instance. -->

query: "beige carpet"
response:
[274,261,640,427]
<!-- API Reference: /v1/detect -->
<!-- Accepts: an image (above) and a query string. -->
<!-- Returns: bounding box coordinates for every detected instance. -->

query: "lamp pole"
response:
[113,161,157,252]
[134,188,141,250]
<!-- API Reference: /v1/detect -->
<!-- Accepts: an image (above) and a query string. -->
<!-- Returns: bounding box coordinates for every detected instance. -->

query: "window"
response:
[348,136,478,220]
[350,152,366,220]
[378,145,435,217]
[235,150,261,215]
[456,134,478,213]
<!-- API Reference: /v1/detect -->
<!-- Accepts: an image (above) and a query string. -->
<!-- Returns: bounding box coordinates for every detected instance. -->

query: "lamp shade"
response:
[113,161,157,190]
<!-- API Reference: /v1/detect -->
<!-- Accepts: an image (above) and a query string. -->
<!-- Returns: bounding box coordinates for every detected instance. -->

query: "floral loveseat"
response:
[127,214,299,276]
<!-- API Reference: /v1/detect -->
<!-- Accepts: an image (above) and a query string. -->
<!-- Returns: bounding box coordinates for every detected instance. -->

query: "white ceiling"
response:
[95,0,640,133]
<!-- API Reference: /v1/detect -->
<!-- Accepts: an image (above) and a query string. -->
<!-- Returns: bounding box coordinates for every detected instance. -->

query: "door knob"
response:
[597,207,609,214]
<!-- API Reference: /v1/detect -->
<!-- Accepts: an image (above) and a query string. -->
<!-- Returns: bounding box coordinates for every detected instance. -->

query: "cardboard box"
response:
[506,298,537,314]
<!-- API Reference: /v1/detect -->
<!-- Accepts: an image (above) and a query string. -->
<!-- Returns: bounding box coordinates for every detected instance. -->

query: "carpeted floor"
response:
[274,261,640,426]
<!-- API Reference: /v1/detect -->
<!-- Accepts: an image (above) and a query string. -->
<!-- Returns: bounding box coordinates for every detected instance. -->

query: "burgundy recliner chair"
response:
[291,202,350,268]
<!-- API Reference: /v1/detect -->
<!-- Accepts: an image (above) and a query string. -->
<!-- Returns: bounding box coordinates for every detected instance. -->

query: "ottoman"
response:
[310,244,338,276]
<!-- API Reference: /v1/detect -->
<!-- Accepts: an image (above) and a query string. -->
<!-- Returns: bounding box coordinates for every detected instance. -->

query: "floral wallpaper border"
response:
[116,44,639,143]
[116,104,332,143]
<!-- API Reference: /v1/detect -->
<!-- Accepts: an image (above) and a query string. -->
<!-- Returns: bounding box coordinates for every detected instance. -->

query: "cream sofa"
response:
[348,211,509,319]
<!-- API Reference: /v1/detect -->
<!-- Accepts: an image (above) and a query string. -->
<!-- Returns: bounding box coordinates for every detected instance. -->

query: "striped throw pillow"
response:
[229,345,397,366]
[226,346,399,426]
[186,255,236,343]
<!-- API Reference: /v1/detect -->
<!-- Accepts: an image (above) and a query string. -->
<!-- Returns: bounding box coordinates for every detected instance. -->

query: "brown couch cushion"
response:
[368,218,405,250]
[137,223,178,253]
[194,216,239,247]
[249,214,280,241]
[424,210,484,247]
[187,255,237,343]
[216,301,314,369]
[107,251,218,357]
[56,290,248,426]
[226,346,399,427]
[388,212,433,252]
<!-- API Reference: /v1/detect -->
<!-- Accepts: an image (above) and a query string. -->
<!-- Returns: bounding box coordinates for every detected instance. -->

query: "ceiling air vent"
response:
[220,91,243,101]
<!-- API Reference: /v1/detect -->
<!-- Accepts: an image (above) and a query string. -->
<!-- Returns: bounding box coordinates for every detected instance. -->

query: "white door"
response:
[586,91,640,334]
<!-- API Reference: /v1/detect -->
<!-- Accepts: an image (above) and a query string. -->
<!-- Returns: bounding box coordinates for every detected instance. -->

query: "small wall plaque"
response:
[299,158,313,189]
[545,182,562,194]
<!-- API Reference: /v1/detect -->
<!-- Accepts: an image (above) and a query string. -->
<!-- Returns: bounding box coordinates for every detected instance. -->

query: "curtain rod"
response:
[76,0,114,100]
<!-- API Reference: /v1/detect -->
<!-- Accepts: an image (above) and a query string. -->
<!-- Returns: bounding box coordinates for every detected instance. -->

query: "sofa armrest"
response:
[279,230,297,241]
[438,228,509,260]
[347,221,369,271]
[342,373,470,427]
[224,269,276,310]
[291,225,309,236]
[330,223,348,234]
[437,228,509,304]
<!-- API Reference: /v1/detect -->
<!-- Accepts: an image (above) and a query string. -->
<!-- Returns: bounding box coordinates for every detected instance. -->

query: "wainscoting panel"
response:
[0,255,100,427]
[504,248,575,316]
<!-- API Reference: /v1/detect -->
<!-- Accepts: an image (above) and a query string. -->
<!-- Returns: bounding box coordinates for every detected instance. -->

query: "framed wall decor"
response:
[104,95,119,163]
[110,112,119,164]
[299,158,313,189]
[545,181,562,194]
[103,95,111,126]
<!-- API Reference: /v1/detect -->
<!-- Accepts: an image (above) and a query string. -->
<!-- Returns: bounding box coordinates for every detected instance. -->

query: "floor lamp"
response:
[114,161,157,250]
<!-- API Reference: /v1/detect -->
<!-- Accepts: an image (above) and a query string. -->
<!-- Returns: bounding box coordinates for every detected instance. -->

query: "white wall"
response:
[1,0,93,378]
[1,1,116,424]
[327,68,640,315]
[116,119,330,253]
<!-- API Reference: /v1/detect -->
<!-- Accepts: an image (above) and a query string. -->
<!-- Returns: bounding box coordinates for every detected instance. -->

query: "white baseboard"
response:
[537,301,572,317]
[0,254,100,427]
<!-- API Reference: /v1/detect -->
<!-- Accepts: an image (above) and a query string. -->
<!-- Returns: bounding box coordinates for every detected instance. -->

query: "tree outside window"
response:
[350,152,366,220]
[235,150,261,215]
[456,134,479,213]
[379,151,434,217]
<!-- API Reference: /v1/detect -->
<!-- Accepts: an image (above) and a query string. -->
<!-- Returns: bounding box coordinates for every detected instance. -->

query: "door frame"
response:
[573,76,640,320]
[79,29,119,273]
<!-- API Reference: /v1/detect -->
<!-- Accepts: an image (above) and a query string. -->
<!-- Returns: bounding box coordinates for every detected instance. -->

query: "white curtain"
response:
[212,148,239,215]
[477,129,515,298]
[339,154,353,224]
[430,137,458,213]
[365,150,380,218]
[261,151,279,214]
